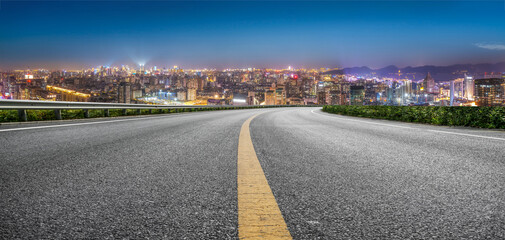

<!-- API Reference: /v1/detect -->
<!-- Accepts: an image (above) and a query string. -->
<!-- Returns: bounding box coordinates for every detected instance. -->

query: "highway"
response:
[1,108,504,239]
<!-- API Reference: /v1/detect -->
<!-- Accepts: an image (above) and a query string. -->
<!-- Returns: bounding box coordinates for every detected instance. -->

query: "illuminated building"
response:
[177,91,186,101]
[198,77,205,91]
[317,91,326,105]
[263,86,286,105]
[350,86,365,105]
[2,65,497,107]
[265,89,276,105]
[474,78,505,106]
[450,80,455,106]
[321,74,332,82]
[187,79,197,89]
[187,88,197,101]
[464,75,474,100]
[423,72,436,94]
[118,82,131,103]
[274,86,286,105]
[132,90,143,99]
[46,85,90,102]
[328,84,348,105]
[287,97,303,105]
[247,92,258,105]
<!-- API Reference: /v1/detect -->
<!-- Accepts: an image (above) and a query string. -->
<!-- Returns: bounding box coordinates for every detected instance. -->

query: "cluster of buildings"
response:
[1,65,504,106]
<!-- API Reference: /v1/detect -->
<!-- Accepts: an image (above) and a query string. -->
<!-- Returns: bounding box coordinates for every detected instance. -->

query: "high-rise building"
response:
[187,88,197,101]
[474,78,505,106]
[197,77,205,91]
[117,82,131,103]
[423,72,436,94]
[350,86,365,105]
[265,89,275,105]
[450,80,455,106]
[187,79,198,89]
[176,91,186,101]
[452,78,465,98]
[264,86,286,105]
[274,85,286,105]
[317,91,326,105]
[247,91,257,105]
[464,75,475,100]
[328,90,345,105]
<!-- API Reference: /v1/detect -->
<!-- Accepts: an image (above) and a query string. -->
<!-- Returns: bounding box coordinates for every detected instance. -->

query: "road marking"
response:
[0,114,190,133]
[237,114,292,239]
[312,109,505,141]
[427,129,505,141]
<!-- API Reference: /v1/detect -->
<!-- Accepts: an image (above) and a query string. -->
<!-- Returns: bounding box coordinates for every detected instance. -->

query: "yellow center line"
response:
[238,114,292,239]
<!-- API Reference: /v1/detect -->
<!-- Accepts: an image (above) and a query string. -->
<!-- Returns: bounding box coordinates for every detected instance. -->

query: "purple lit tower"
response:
[423,72,436,94]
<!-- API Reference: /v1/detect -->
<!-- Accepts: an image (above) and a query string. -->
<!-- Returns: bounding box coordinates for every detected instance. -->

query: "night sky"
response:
[1,0,505,70]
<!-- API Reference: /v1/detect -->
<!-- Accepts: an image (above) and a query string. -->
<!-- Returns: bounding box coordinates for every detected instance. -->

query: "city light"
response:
[0,49,503,107]
[46,85,90,98]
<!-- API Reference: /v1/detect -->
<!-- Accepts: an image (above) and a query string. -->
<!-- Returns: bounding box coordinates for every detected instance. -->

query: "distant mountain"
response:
[377,65,399,74]
[330,66,372,75]
[324,62,505,81]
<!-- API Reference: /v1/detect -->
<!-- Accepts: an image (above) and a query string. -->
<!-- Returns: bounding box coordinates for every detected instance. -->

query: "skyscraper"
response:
[350,86,365,105]
[317,91,326,105]
[187,88,197,101]
[275,86,286,105]
[117,82,131,103]
[474,78,504,106]
[450,80,454,106]
[265,89,275,105]
[464,75,474,100]
[423,72,436,94]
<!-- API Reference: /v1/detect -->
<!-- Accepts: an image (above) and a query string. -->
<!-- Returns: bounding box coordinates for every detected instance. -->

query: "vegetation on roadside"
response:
[0,105,318,123]
[322,105,505,129]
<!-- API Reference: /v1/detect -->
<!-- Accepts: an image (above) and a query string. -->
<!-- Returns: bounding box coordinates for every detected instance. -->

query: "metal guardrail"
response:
[0,99,319,121]
[0,99,235,110]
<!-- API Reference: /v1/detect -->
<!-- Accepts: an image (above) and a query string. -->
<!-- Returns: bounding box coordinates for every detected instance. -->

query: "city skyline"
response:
[1,0,505,69]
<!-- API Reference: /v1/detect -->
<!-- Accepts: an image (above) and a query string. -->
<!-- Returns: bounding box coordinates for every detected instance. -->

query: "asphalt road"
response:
[1,108,505,239]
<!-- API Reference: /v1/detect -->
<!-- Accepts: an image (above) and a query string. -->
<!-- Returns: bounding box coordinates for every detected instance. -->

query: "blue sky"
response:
[1,0,504,69]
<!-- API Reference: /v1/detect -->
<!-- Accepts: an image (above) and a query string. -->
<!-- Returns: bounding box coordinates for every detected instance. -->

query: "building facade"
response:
[474,78,505,106]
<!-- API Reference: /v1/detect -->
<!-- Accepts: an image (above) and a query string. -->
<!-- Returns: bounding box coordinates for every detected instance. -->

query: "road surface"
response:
[1,108,504,239]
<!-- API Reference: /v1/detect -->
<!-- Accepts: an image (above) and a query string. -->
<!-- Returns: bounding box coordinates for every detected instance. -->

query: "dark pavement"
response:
[1,108,505,239]
[251,108,505,239]
[1,110,258,239]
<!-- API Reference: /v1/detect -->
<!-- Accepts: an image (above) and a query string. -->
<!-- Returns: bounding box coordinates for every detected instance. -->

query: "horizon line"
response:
[2,61,505,71]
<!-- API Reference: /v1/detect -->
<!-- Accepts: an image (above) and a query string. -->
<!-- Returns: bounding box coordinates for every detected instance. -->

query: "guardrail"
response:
[0,99,320,122]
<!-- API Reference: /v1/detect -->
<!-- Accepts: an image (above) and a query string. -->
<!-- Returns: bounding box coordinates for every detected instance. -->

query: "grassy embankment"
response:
[322,105,505,129]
